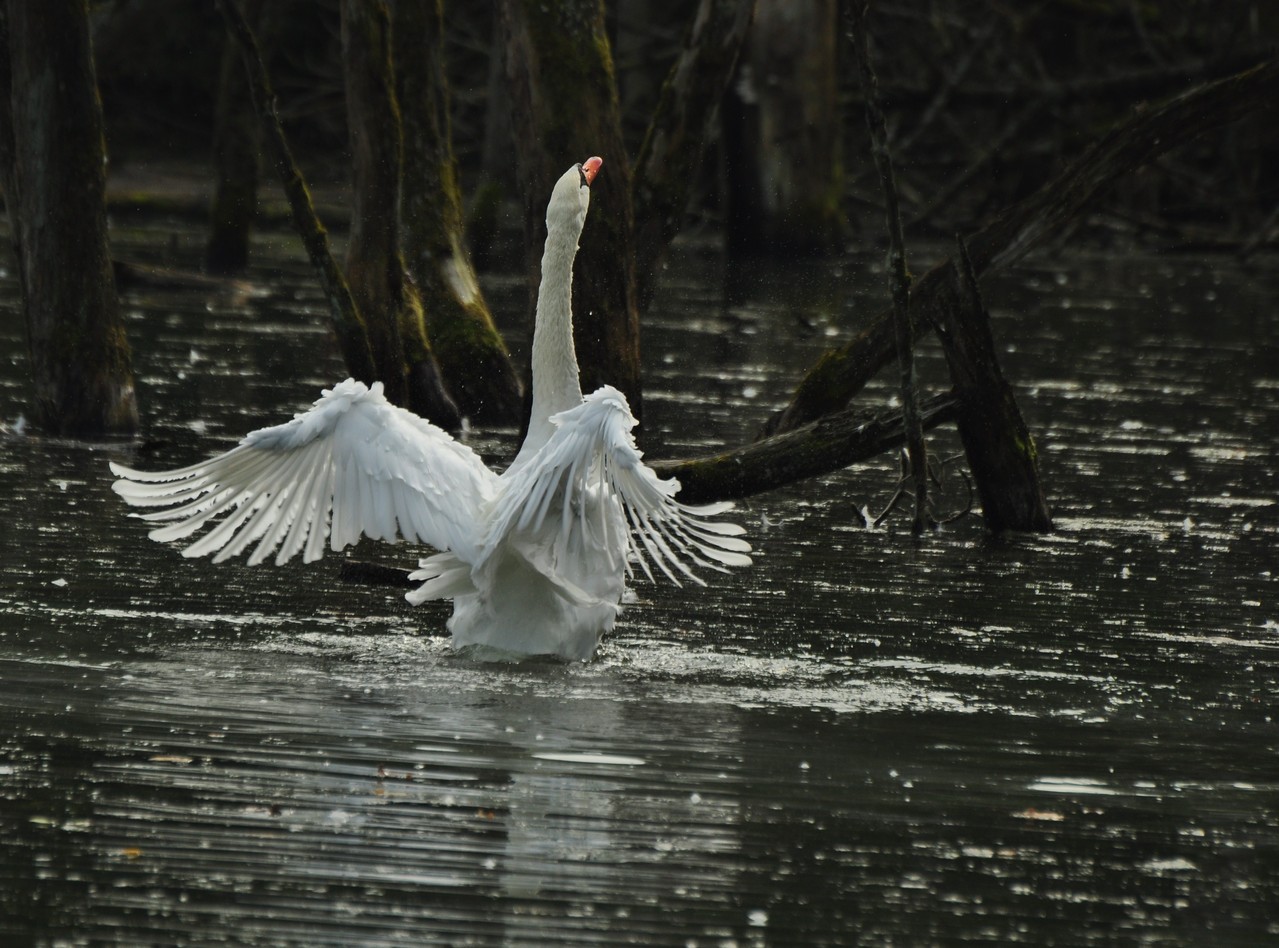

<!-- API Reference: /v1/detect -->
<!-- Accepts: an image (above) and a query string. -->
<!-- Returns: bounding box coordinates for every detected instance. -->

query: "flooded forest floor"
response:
[1,164,1277,946]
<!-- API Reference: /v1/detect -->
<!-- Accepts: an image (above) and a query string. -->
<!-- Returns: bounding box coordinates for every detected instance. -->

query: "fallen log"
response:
[652,393,956,505]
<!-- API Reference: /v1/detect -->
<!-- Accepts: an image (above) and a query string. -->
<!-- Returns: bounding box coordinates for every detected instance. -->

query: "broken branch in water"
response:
[760,57,1279,438]
[651,394,957,505]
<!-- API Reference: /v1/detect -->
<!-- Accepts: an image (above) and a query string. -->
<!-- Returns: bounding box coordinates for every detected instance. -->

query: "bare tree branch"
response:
[847,1,931,532]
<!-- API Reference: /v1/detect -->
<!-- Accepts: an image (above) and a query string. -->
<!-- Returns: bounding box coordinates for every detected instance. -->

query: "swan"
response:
[109,157,752,661]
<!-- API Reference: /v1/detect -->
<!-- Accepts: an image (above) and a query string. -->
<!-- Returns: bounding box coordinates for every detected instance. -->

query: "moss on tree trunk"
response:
[340,0,457,426]
[3,0,138,436]
[394,0,523,425]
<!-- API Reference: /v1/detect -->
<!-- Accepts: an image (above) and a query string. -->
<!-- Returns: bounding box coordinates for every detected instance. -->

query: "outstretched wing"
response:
[110,379,497,566]
[482,386,752,586]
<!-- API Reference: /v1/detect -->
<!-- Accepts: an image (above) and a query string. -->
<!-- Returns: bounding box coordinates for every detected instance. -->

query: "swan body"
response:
[110,158,751,661]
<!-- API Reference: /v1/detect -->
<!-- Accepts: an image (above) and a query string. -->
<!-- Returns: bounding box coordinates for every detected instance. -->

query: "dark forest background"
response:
[94,0,1276,252]
[3,0,1275,491]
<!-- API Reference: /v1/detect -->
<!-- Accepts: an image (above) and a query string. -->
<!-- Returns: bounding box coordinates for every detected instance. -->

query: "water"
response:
[2,219,1277,945]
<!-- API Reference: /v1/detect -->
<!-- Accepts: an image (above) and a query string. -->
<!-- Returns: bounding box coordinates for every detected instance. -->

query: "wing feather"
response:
[110,379,497,565]
[482,386,751,586]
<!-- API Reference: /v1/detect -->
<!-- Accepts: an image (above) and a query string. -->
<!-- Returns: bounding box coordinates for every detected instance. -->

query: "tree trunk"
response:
[205,0,266,275]
[470,14,514,272]
[216,0,379,387]
[341,0,409,405]
[394,0,523,425]
[632,0,754,309]
[340,0,457,426]
[723,0,843,258]
[0,7,23,297]
[3,0,138,436]
[760,57,1279,437]
[500,0,642,415]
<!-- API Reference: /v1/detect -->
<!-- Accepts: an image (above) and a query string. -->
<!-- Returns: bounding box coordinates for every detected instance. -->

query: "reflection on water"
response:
[1,227,1277,945]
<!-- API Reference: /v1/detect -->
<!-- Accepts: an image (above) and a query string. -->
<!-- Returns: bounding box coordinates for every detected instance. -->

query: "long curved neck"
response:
[518,212,584,463]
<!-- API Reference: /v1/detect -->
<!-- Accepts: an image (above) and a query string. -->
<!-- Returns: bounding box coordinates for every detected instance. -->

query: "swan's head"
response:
[547,156,602,234]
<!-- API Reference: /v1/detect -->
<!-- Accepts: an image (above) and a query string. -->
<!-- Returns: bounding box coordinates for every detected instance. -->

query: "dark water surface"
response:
[2,223,1276,946]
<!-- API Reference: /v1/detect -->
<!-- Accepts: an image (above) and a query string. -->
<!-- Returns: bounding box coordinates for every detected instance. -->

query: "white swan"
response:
[110,157,751,661]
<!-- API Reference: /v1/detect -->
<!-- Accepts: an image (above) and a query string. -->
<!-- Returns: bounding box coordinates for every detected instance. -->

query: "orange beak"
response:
[582,156,603,186]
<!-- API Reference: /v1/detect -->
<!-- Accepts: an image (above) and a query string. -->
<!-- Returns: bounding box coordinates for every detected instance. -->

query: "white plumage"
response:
[110,157,751,660]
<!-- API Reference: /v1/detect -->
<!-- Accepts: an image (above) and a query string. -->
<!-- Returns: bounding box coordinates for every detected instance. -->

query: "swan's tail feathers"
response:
[407,552,476,605]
